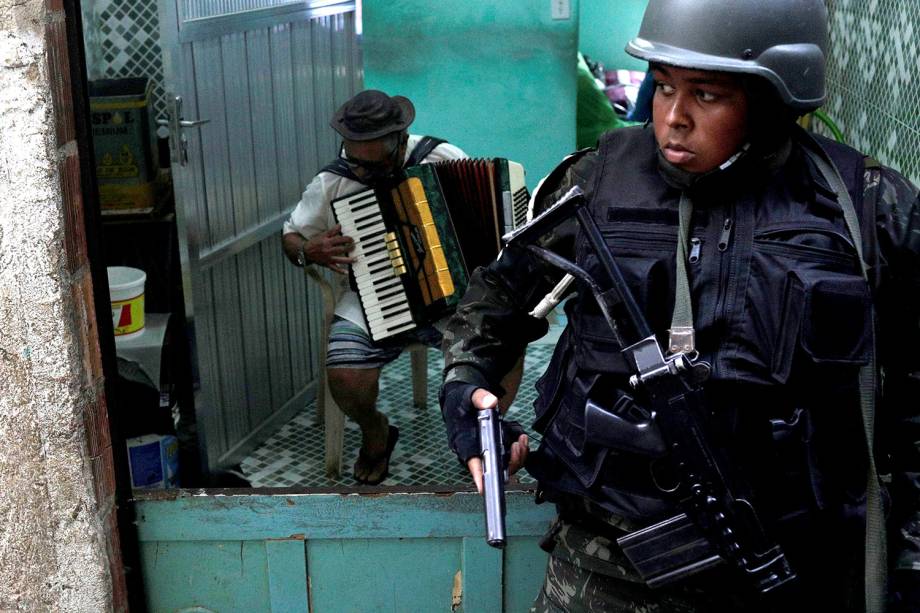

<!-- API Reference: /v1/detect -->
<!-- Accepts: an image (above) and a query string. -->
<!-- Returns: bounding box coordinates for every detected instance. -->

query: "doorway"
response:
[73,2,559,609]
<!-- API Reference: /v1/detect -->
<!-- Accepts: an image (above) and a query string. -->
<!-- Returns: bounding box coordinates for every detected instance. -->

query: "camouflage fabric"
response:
[528,504,869,613]
[530,512,742,613]
[531,502,760,613]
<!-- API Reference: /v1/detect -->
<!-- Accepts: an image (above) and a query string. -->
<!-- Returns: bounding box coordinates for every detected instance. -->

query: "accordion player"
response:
[331,158,529,342]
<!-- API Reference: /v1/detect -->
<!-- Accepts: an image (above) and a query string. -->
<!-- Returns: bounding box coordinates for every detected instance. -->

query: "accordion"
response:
[331,158,529,342]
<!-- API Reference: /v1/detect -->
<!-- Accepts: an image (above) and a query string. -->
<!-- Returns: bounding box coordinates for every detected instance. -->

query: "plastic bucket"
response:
[108,266,146,339]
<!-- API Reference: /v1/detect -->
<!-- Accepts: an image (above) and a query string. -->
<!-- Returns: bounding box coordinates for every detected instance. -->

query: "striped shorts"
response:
[325,315,443,369]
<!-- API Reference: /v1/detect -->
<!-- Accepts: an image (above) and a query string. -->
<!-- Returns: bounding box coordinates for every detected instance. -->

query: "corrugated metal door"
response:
[157,0,361,473]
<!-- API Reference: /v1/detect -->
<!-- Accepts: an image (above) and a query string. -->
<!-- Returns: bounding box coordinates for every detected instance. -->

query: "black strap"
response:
[319,135,448,185]
[799,132,885,613]
[405,136,447,167]
[319,157,367,184]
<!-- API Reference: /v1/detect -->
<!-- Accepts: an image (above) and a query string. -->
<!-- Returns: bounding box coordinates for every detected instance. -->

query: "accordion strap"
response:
[320,135,448,185]
[405,136,447,167]
[320,158,366,184]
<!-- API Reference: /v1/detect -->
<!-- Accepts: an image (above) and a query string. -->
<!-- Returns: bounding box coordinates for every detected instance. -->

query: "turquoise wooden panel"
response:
[135,490,553,541]
[135,490,556,612]
[504,536,550,612]
[139,540,271,612]
[266,538,309,613]
[308,538,460,612]
[461,536,502,612]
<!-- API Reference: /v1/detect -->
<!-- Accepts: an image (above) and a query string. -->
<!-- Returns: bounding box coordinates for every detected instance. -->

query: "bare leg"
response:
[327,367,391,483]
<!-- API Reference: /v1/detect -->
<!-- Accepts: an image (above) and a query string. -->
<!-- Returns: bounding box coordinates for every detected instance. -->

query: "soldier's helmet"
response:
[625,0,828,112]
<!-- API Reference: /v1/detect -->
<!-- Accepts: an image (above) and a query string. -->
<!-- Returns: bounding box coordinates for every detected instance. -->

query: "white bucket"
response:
[107,266,146,340]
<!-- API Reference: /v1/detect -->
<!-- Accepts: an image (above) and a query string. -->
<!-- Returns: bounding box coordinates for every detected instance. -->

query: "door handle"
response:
[158,118,210,128]
[158,95,209,166]
[179,118,210,128]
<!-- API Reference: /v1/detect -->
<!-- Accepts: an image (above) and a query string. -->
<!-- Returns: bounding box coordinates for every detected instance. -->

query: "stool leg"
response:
[411,347,428,410]
[324,380,345,479]
[315,343,327,423]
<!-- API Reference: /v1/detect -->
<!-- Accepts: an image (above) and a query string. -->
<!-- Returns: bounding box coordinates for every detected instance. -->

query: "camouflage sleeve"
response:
[870,164,920,575]
[438,150,600,462]
[441,150,601,391]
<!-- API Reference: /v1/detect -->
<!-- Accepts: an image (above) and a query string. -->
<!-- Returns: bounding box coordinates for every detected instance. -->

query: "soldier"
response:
[439,1,920,611]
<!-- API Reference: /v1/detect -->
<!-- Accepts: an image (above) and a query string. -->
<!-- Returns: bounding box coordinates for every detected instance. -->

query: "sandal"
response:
[353,425,399,485]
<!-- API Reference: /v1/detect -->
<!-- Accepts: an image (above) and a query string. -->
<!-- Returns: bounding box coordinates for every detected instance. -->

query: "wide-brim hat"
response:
[330,90,416,141]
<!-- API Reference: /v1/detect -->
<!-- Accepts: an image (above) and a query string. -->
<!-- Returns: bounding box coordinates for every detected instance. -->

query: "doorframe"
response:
[56,0,146,608]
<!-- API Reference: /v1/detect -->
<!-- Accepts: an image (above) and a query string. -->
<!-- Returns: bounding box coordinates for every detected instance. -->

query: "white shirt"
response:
[283,134,468,332]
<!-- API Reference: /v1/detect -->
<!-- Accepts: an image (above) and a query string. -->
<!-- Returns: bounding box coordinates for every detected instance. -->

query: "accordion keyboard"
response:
[332,190,417,339]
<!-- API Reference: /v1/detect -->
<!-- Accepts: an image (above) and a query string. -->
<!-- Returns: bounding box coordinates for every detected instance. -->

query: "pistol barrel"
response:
[478,408,507,548]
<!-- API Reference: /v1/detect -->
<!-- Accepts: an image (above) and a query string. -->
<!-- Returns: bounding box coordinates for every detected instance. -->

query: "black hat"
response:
[330,90,416,141]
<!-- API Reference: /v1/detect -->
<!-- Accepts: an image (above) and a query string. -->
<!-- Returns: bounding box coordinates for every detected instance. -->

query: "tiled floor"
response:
[240,316,565,488]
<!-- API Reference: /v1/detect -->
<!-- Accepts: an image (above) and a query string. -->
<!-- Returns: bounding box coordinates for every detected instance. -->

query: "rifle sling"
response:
[666,137,885,612]
[799,136,885,613]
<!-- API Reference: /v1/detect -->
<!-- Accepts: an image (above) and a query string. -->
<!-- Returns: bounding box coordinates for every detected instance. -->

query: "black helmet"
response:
[625,0,828,112]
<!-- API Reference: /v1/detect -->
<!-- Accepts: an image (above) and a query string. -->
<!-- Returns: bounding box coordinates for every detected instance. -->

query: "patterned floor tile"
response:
[241,321,565,489]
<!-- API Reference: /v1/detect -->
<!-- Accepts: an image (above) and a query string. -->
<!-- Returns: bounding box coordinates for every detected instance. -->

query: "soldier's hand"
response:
[466,388,529,495]
[303,225,356,274]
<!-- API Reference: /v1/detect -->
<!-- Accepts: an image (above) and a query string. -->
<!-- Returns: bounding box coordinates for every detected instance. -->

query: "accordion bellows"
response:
[332,158,529,341]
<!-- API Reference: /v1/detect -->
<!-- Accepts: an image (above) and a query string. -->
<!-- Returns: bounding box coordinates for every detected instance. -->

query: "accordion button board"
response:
[331,158,530,342]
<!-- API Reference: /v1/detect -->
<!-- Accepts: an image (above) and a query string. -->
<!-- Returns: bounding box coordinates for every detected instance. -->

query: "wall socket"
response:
[551,0,570,20]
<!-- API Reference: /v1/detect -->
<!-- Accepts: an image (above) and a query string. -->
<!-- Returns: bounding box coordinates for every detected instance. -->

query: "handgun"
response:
[478,406,507,548]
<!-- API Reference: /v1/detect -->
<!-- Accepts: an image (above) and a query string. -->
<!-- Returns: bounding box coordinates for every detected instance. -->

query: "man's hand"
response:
[283,226,356,274]
[466,388,529,494]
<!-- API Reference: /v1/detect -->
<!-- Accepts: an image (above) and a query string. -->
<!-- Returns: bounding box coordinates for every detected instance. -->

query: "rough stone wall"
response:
[0,0,115,611]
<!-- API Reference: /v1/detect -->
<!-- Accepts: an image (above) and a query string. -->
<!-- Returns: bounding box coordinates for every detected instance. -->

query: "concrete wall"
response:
[579,0,647,71]
[363,0,580,188]
[0,0,119,610]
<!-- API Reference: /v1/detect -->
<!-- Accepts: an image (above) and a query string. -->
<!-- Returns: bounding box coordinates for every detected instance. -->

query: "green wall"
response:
[362,1,580,188]
[579,0,648,71]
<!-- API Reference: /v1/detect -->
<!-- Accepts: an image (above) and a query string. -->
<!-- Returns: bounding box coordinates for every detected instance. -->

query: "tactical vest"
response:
[528,127,874,534]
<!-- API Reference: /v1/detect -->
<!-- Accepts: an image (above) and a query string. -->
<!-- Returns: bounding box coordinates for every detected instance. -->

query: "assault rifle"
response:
[503,186,796,593]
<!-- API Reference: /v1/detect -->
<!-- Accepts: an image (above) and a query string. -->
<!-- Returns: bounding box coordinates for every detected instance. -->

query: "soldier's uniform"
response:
[441,1,920,608]
[440,124,920,611]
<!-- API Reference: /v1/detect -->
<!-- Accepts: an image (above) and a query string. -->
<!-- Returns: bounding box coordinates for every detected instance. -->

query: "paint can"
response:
[89,78,157,215]
[107,266,146,339]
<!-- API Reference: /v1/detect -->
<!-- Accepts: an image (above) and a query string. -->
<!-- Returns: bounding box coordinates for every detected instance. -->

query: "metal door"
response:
[157,0,362,473]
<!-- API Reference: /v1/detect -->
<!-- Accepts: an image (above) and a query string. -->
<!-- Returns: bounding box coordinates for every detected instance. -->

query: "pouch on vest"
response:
[740,220,868,384]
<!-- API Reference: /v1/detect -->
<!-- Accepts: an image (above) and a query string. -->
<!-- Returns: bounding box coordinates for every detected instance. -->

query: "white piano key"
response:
[369,312,414,336]
[362,284,407,306]
[362,295,409,315]
[357,269,400,290]
[370,320,417,341]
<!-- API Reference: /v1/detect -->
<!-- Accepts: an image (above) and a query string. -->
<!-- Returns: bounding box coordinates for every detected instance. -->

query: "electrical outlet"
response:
[551,0,570,20]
